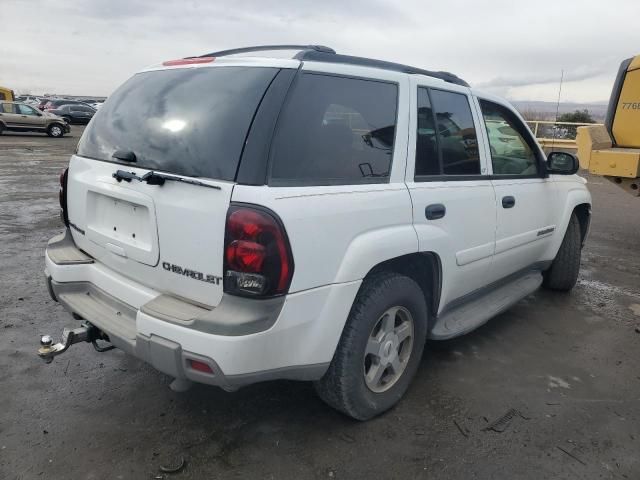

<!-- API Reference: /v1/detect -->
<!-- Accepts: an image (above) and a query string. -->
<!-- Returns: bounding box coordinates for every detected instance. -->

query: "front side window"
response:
[17,104,37,115]
[480,99,539,176]
[270,73,398,185]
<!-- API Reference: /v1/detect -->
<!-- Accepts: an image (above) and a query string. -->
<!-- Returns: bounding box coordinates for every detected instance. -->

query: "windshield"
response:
[77,66,279,180]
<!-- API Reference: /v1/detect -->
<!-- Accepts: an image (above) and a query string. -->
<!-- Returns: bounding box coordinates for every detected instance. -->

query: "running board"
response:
[429,271,543,340]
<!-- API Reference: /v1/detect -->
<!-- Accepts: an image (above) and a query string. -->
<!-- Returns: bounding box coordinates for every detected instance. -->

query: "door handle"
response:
[425,203,446,220]
[502,196,516,208]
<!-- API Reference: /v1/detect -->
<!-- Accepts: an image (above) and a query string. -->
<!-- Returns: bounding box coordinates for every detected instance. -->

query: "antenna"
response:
[551,69,564,152]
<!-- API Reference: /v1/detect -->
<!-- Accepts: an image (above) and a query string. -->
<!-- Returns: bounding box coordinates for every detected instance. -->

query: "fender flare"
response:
[333,224,419,284]
[544,186,592,260]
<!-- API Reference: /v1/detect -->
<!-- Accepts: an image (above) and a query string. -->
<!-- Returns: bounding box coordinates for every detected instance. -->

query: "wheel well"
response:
[573,203,591,245]
[366,252,441,325]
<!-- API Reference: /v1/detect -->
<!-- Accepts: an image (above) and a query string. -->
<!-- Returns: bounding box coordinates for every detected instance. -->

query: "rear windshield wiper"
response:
[112,170,221,190]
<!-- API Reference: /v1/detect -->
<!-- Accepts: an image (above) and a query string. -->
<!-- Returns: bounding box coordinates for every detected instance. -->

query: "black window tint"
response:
[479,100,539,176]
[77,66,279,180]
[430,90,480,175]
[270,73,397,185]
[415,88,439,176]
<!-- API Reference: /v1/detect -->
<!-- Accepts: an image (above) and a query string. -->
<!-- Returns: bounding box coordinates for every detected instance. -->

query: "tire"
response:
[0,123,4,134]
[47,123,64,138]
[62,116,72,124]
[543,213,581,291]
[314,272,428,420]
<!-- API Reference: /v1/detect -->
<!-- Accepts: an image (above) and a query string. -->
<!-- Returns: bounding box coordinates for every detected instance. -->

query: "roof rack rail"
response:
[297,50,469,87]
[199,44,335,58]
[194,44,468,87]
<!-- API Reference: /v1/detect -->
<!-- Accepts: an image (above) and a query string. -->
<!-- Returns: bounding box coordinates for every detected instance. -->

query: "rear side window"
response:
[269,73,398,186]
[415,88,481,179]
[430,89,480,175]
[78,66,279,180]
[415,88,439,176]
[1,103,16,113]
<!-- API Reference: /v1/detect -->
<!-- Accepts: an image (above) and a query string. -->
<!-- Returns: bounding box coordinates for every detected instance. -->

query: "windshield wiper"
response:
[112,170,221,190]
[141,171,221,189]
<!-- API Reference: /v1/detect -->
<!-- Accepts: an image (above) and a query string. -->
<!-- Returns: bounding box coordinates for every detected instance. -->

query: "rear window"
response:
[269,72,398,186]
[78,66,279,180]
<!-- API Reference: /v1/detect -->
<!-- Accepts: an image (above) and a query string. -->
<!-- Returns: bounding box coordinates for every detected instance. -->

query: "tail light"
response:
[224,204,294,297]
[59,167,69,226]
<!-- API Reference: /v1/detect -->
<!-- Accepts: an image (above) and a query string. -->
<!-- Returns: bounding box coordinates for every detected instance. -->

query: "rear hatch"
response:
[67,64,282,307]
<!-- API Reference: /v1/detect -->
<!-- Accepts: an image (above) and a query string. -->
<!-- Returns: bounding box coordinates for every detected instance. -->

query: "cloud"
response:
[1,0,638,102]
[478,65,609,89]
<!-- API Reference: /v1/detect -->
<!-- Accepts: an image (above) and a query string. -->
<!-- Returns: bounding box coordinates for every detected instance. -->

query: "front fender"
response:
[544,180,591,260]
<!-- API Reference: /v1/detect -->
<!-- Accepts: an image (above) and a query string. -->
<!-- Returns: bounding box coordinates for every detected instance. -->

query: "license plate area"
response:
[86,189,159,266]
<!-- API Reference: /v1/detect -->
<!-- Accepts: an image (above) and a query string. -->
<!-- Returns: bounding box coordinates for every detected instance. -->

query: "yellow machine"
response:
[577,55,640,196]
[0,86,14,101]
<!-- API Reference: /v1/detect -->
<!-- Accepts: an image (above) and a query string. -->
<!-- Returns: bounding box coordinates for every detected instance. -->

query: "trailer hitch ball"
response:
[37,322,114,363]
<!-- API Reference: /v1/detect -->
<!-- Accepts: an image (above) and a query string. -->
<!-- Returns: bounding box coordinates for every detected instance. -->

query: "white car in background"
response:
[485,119,526,156]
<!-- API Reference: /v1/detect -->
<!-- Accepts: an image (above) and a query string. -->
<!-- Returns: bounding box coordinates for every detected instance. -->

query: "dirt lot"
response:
[1,127,639,480]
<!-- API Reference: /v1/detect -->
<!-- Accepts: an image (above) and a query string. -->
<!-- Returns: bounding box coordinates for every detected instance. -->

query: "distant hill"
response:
[511,100,608,122]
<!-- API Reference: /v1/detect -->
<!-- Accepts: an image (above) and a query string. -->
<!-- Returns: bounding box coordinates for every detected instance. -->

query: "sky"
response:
[1,0,638,103]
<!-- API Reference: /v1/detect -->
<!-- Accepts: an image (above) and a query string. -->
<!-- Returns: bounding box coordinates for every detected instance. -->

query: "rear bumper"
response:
[45,230,360,387]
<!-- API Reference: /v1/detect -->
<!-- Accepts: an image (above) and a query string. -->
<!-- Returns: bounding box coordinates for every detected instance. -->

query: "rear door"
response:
[476,97,557,281]
[68,65,284,307]
[0,102,19,127]
[406,79,497,309]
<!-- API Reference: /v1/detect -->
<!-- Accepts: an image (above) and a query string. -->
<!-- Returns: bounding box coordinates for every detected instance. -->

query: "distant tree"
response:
[557,109,595,124]
[520,108,548,121]
[556,109,596,138]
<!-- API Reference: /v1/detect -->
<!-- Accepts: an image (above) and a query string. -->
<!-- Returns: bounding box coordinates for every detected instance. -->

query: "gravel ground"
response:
[1,127,639,480]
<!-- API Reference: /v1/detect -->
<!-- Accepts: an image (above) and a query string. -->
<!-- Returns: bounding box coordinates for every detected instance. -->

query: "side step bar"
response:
[429,271,543,340]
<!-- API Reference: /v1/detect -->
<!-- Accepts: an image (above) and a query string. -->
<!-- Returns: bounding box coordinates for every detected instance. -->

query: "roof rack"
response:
[297,50,469,87]
[199,45,335,58]
[196,45,469,87]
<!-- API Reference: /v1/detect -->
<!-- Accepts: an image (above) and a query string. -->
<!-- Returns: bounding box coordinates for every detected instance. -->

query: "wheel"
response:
[543,213,581,291]
[314,272,428,420]
[0,123,4,135]
[47,124,64,138]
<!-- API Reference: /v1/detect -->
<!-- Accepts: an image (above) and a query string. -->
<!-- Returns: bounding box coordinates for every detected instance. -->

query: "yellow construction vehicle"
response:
[0,86,14,101]
[577,55,640,196]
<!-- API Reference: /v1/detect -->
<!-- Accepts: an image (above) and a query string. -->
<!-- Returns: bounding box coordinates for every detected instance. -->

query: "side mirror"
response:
[547,151,579,175]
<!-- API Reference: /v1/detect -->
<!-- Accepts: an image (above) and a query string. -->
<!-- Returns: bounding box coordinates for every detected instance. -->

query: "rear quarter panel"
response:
[230,183,417,293]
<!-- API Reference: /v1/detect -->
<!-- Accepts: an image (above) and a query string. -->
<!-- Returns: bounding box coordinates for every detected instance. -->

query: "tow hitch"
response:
[37,321,115,363]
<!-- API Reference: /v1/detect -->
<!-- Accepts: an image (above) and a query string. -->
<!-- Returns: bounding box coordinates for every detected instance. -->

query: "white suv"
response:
[41,45,591,420]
